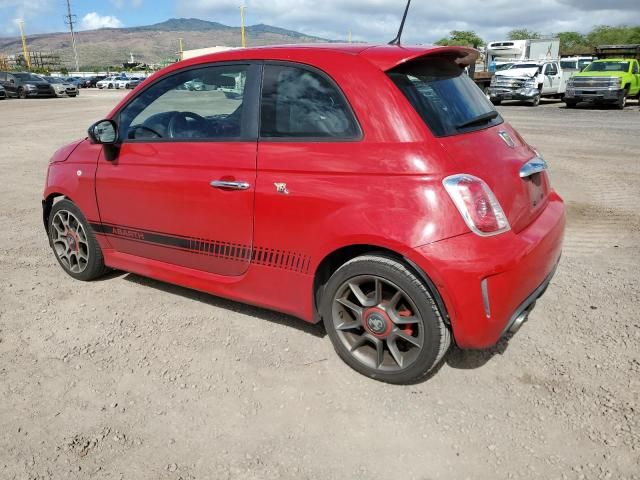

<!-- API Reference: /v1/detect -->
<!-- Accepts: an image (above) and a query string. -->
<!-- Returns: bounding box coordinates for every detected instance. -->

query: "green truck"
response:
[564,44,640,109]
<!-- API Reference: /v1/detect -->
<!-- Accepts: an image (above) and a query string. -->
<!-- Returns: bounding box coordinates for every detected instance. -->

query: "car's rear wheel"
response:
[565,100,578,108]
[48,199,109,281]
[18,88,26,99]
[490,98,502,106]
[321,255,450,384]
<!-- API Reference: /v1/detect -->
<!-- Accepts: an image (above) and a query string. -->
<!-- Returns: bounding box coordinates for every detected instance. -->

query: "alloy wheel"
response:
[50,210,90,273]
[331,275,425,372]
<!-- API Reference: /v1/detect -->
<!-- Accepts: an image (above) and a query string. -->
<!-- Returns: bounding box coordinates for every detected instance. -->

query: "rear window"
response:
[388,57,503,137]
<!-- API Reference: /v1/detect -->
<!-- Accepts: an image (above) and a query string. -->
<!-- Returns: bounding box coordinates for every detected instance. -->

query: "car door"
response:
[632,61,640,94]
[542,63,557,94]
[3,73,18,97]
[94,62,260,276]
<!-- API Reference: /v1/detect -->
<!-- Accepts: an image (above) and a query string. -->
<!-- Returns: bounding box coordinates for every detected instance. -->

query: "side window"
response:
[260,64,360,139]
[118,64,249,141]
[0,73,5,82]
[546,63,557,76]
[633,62,639,74]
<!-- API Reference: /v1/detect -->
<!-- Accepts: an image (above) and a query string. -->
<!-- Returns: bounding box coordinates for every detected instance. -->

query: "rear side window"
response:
[388,57,503,137]
[260,64,360,139]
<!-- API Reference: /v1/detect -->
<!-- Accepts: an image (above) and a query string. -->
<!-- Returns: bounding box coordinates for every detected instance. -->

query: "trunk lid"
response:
[437,123,550,233]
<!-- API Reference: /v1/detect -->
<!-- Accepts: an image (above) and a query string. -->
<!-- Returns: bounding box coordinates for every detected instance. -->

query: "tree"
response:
[435,30,484,48]
[586,25,640,46]
[556,31,589,55]
[508,29,541,40]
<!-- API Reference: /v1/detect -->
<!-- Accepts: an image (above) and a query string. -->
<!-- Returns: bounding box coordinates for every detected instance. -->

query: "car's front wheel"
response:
[321,255,451,384]
[48,199,109,281]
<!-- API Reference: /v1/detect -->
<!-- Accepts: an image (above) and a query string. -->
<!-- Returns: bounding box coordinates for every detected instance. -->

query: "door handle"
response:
[210,180,251,190]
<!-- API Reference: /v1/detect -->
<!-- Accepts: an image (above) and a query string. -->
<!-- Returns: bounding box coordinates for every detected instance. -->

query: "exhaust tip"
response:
[509,311,528,333]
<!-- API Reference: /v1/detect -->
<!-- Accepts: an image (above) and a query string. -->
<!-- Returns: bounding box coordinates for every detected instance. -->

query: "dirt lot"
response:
[0,90,639,479]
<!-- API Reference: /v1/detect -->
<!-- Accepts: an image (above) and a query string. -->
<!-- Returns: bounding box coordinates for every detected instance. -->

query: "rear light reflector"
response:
[443,174,510,236]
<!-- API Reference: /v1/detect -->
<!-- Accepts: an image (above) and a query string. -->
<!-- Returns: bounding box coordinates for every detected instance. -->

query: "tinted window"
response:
[0,73,6,82]
[260,64,359,139]
[561,61,577,69]
[633,62,639,74]
[388,57,503,137]
[118,65,249,141]
[546,64,558,75]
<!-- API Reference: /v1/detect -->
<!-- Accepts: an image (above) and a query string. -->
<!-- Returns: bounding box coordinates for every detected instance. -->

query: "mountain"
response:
[0,18,329,69]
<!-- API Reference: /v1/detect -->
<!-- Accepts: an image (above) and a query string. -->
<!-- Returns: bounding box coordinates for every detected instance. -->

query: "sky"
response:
[1,0,639,43]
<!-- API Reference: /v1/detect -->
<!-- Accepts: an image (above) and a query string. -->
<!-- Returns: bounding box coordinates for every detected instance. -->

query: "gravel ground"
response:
[0,90,638,479]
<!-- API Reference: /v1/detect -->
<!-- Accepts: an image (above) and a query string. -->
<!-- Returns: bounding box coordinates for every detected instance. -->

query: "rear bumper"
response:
[412,192,565,349]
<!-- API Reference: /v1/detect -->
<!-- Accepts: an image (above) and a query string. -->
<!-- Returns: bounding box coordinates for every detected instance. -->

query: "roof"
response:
[176,43,479,72]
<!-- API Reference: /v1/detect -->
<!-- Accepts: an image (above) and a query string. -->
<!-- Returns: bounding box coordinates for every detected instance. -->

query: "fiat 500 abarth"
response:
[43,44,565,384]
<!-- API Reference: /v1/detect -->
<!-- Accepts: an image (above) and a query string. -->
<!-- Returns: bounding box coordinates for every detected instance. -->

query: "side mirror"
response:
[88,119,118,145]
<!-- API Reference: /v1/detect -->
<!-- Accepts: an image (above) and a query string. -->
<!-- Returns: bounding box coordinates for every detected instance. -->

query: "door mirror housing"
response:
[88,119,118,145]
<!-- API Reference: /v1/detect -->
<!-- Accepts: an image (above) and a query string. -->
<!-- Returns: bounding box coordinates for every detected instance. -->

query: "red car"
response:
[43,44,565,384]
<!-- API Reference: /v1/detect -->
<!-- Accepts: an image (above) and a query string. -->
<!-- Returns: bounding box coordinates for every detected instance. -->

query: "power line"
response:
[63,0,80,71]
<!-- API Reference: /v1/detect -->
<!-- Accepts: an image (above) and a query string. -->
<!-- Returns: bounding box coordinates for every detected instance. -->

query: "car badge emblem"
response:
[498,131,516,148]
[274,182,289,195]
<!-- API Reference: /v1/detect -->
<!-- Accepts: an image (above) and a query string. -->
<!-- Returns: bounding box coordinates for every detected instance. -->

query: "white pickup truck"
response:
[488,61,572,106]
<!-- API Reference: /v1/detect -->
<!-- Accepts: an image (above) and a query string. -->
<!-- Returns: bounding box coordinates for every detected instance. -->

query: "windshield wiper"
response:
[456,111,500,130]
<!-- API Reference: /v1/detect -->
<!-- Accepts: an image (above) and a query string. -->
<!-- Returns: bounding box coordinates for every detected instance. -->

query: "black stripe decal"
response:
[89,221,311,273]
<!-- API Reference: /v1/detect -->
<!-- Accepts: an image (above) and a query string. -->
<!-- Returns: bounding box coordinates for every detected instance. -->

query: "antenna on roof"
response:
[388,0,412,46]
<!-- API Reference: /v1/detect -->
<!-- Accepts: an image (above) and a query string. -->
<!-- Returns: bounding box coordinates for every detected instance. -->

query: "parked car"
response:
[42,76,79,97]
[0,71,55,98]
[0,84,6,100]
[96,76,124,89]
[65,77,85,88]
[115,77,142,89]
[85,75,106,88]
[565,58,640,109]
[489,61,572,106]
[42,44,565,384]
[560,56,594,72]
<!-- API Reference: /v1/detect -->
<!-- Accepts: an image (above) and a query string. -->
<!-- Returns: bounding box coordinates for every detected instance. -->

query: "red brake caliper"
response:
[398,309,414,336]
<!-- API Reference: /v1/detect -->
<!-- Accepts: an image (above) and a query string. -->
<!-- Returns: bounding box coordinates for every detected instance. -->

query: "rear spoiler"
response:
[359,45,480,72]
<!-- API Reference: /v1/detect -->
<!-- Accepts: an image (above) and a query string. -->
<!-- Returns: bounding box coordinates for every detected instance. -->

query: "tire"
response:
[48,199,109,281]
[490,98,502,106]
[528,94,540,107]
[108,83,113,89]
[321,255,451,384]
[18,88,26,99]
[616,88,628,110]
[565,100,578,108]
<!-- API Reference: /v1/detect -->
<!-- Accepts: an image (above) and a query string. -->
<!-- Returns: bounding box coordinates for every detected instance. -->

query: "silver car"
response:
[42,77,79,97]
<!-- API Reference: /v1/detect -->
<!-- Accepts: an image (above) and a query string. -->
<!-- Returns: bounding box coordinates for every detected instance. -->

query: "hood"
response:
[574,71,627,78]
[496,67,538,78]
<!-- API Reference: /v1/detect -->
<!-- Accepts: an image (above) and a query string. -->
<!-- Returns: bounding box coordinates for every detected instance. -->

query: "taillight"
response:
[443,174,510,236]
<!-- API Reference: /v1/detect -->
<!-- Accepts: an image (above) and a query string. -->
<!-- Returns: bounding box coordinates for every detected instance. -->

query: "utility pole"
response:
[240,5,247,48]
[348,30,352,43]
[178,37,184,60]
[17,20,31,69]
[64,0,80,72]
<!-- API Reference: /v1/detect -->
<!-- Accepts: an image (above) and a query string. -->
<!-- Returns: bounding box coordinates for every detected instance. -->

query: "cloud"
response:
[80,12,123,30]
[177,0,640,43]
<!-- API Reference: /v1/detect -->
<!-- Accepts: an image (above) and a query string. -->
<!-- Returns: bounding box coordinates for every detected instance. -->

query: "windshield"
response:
[14,73,42,81]
[584,61,629,72]
[561,61,577,69]
[45,77,64,84]
[388,57,503,137]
